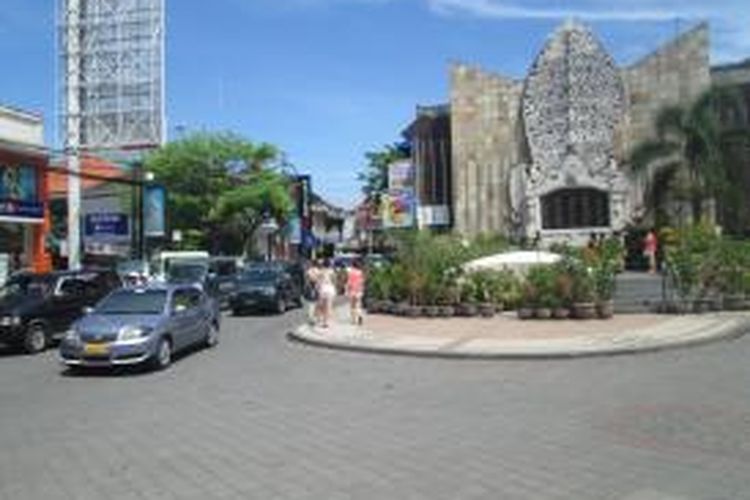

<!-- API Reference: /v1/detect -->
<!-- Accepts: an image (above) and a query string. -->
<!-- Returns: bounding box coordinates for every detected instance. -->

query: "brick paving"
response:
[0,310,749,499]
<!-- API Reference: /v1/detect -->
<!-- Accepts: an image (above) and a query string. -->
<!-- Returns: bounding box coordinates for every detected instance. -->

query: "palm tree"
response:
[629,87,748,225]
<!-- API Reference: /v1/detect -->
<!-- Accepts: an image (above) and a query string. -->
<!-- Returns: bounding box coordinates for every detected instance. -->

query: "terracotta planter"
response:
[459,304,479,317]
[573,302,597,319]
[479,303,496,318]
[534,307,552,319]
[552,307,570,319]
[517,307,534,320]
[424,305,441,318]
[596,300,614,319]
[438,306,455,317]
[405,305,422,318]
[393,303,410,316]
[722,294,746,311]
[692,299,711,314]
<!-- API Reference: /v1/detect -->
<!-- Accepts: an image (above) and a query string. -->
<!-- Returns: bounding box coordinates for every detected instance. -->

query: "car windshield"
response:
[95,289,167,315]
[167,264,207,282]
[0,277,50,298]
[241,268,279,284]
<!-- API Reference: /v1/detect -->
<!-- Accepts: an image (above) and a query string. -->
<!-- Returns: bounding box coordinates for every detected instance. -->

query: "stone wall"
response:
[450,64,523,236]
[621,23,711,158]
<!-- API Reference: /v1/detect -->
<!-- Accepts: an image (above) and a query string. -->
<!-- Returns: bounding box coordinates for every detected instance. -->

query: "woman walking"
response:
[316,260,337,328]
[346,260,365,325]
[643,229,659,274]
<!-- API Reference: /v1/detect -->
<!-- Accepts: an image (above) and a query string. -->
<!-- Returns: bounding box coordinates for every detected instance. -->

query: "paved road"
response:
[0,310,749,500]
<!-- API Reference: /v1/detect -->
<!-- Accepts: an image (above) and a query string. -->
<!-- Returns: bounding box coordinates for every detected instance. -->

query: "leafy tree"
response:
[145,132,292,254]
[629,87,749,225]
[357,142,410,196]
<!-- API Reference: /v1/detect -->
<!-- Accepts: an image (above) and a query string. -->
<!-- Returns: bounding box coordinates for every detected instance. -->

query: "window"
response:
[541,188,610,229]
[172,288,202,312]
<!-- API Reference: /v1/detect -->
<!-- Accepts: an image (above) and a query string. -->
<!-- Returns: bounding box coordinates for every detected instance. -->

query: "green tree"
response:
[145,131,292,254]
[357,142,410,196]
[629,87,749,224]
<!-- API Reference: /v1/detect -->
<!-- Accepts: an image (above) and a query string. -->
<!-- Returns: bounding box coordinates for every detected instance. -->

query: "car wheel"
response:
[23,323,47,354]
[204,323,219,348]
[151,337,172,370]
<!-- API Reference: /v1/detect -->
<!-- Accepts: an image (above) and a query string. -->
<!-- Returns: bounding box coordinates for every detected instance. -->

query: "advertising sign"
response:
[387,160,414,191]
[381,190,415,229]
[144,185,166,237]
[418,205,451,227]
[84,213,129,238]
[0,164,42,221]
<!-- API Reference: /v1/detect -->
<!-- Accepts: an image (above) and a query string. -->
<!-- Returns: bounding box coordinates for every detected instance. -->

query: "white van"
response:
[151,251,210,281]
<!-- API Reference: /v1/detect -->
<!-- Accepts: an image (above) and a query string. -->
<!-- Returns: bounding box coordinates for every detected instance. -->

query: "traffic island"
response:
[289,311,750,359]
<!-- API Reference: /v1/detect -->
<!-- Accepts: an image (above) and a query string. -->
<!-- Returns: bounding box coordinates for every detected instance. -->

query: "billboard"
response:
[388,160,414,191]
[0,164,43,221]
[144,185,166,237]
[381,190,415,229]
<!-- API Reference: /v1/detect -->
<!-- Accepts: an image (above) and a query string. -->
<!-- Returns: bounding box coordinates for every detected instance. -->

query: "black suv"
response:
[0,269,122,354]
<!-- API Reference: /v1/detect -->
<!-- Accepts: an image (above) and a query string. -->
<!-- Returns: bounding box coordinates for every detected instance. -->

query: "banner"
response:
[388,160,414,191]
[381,189,415,229]
[144,185,166,237]
[0,164,42,221]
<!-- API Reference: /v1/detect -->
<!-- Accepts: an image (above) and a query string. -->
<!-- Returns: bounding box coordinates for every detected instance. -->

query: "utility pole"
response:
[64,0,82,270]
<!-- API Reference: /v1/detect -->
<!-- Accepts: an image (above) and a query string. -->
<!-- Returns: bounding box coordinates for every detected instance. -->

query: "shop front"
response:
[0,106,51,282]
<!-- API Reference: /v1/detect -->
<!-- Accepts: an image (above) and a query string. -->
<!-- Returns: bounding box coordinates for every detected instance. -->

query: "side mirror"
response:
[82,306,94,315]
[173,304,187,314]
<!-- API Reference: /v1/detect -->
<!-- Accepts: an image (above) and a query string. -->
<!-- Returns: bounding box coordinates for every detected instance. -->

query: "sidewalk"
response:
[289,308,750,359]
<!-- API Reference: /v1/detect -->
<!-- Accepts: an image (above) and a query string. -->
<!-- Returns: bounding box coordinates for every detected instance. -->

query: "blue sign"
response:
[0,164,42,220]
[85,213,129,237]
[144,185,166,237]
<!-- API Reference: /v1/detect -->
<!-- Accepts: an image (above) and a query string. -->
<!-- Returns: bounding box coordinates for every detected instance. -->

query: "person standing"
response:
[304,260,321,325]
[345,260,365,325]
[316,260,337,329]
[643,229,659,274]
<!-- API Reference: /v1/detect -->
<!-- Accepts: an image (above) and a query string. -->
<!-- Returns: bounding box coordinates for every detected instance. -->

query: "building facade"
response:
[409,21,714,243]
[0,105,51,278]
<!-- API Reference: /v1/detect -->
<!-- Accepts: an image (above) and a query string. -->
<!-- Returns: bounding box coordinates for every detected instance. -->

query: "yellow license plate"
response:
[83,343,110,356]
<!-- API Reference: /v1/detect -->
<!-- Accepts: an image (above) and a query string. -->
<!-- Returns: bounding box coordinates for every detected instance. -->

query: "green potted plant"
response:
[526,265,556,319]
[517,282,536,320]
[552,269,573,319]
[571,267,596,319]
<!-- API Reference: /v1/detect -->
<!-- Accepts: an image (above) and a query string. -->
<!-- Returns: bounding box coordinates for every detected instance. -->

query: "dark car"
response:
[60,284,220,371]
[229,265,302,315]
[208,257,242,309]
[0,269,122,354]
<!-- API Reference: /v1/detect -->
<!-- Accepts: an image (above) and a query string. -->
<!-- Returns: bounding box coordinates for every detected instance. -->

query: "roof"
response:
[48,155,130,196]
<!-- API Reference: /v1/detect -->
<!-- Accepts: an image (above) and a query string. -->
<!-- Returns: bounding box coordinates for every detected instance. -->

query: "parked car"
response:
[208,256,242,308]
[230,265,302,315]
[0,269,122,354]
[59,284,220,371]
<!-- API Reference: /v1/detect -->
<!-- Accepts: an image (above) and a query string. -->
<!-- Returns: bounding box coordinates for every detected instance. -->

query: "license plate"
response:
[83,343,110,356]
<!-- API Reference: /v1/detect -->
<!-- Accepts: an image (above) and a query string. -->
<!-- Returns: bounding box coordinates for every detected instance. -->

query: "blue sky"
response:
[1,0,749,207]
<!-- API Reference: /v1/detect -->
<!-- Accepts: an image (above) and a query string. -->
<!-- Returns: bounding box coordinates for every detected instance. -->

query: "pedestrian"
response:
[643,228,659,274]
[316,259,337,329]
[345,259,365,325]
[304,259,321,326]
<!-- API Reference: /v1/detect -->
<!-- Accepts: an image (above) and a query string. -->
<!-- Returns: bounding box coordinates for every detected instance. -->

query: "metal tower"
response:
[58,0,165,268]
[59,0,165,151]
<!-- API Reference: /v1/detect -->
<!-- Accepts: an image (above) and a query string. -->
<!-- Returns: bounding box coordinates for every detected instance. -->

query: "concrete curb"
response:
[288,314,750,360]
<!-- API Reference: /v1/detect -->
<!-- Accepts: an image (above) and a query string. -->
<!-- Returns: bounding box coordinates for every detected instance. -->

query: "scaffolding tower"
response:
[58,0,165,268]
[59,0,165,152]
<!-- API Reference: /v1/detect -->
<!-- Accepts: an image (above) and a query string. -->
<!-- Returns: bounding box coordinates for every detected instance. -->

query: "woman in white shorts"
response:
[316,260,337,328]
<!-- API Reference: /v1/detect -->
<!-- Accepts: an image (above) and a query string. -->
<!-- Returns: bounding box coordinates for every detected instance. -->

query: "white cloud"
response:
[428,0,693,22]
[426,0,750,62]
